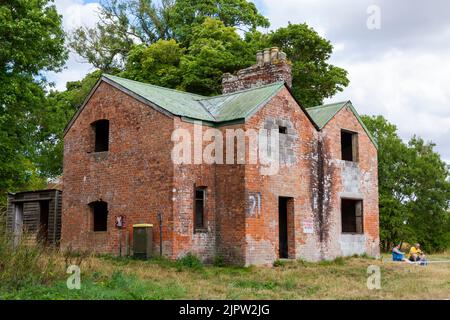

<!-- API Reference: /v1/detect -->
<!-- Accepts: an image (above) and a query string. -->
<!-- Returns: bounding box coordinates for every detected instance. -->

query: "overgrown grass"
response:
[1,243,449,300]
[0,223,64,292]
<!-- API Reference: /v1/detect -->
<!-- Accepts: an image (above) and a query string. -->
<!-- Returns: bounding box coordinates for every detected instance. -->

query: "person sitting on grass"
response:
[409,243,427,265]
[392,244,409,262]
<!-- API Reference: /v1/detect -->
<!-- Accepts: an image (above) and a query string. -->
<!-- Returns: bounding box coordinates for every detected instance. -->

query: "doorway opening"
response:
[279,197,293,259]
[38,201,50,244]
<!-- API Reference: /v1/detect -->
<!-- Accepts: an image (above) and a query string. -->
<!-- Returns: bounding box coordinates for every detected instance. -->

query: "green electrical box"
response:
[133,224,153,259]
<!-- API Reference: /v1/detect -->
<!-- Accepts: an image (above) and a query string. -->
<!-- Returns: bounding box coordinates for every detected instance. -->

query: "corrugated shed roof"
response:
[305,101,378,148]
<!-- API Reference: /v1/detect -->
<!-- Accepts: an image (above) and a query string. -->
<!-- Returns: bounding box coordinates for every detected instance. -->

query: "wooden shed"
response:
[6,189,62,246]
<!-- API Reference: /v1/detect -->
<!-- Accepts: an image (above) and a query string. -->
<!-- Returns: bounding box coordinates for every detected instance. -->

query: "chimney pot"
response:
[256,51,263,65]
[270,47,279,62]
[222,47,292,93]
[263,48,271,64]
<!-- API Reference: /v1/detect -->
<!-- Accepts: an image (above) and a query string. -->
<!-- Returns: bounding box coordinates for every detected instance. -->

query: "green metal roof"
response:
[198,82,285,122]
[103,74,215,122]
[103,74,284,123]
[71,74,376,149]
[306,101,378,148]
[306,101,348,129]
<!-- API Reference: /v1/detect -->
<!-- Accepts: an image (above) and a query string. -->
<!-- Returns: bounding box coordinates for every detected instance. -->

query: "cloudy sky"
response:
[47,0,450,163]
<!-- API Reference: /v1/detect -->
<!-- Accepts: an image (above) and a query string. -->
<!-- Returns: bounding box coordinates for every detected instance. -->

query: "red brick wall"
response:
[243,88,319,265]
[171,119,217,262]
[214,124,247,265]
[319,106,380,258]
[61,81,175,257]
[222,60,292,94]
[171,120,248,264]
[241,91,379,264]
[62,80,379,265]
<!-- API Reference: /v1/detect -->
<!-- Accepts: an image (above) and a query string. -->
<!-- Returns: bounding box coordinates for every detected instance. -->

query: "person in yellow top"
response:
[409,243,426,262]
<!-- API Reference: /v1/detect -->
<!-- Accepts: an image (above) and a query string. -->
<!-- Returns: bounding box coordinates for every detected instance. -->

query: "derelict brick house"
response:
[61,47,379,265]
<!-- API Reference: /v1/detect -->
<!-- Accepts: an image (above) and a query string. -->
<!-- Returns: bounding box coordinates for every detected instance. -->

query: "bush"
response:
[213,255,225,267]
[273,259,286,267]
[176,253,203,271]
[318,256,346,266]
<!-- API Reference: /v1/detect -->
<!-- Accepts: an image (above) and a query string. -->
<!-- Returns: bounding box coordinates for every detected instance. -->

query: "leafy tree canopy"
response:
[266,23,349,107]
[0,0,67,203]
[70,0,268,72]
[362,115,450,252]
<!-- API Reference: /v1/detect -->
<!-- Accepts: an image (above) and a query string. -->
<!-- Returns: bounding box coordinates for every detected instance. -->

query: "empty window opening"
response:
[341,130,357,162]
[194,187,206,231]
[92,120,109,152]
[91,201,108,232]
[38,201,49,244]
[279,126,287,134]
[341,199,363,234]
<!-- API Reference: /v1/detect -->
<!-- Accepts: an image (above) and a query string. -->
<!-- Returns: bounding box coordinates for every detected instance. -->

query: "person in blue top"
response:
[392,244,409,262]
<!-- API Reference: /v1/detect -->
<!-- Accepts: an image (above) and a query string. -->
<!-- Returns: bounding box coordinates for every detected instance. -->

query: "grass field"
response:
[1,251,449,300]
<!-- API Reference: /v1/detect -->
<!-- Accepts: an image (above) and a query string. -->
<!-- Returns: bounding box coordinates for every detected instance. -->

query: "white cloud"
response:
[45,0,101,91]
[56,0,100,31]
[260,0,450,162]
[47,0,450,162]
[329,50,450,162]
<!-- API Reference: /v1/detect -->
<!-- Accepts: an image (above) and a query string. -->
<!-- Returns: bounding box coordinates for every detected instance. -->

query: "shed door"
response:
[38,201,50,244]
[13,203,24,246]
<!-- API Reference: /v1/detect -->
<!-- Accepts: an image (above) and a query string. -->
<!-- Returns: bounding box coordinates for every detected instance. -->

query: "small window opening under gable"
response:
[92,119,109,152]
[341,130,358,162]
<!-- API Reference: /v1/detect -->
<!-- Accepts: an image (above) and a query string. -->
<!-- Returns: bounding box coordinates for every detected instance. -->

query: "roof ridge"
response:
[103,74,207,99]
[196,81,285,101]
[104,74,285,102]
[308,101,350,110]
[196,100,217,120]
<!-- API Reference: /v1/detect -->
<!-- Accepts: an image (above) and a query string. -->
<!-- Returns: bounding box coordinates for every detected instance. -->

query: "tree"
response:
[46,0,351,184]
[70,0,268,71]
[362,115,450,252]
[121,40,185,89]
[0,0,67,203]
[180,18,254,95]
[122,19,255,96]
[362,116,414,251]
[69,1,348,106]
[168,0,269,44]
[39,71,103,178]
[406,137,450,252]
[267,23,349,108]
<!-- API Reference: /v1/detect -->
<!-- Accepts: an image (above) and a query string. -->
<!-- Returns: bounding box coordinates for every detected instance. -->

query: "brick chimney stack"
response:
[222,47,292,94]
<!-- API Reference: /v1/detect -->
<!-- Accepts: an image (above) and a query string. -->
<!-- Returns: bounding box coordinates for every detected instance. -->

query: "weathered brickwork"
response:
[62,82,176,257]
[222,47,292,94]
[243,88,321,264]
[319,107,379,259]
[62,50,379,265]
